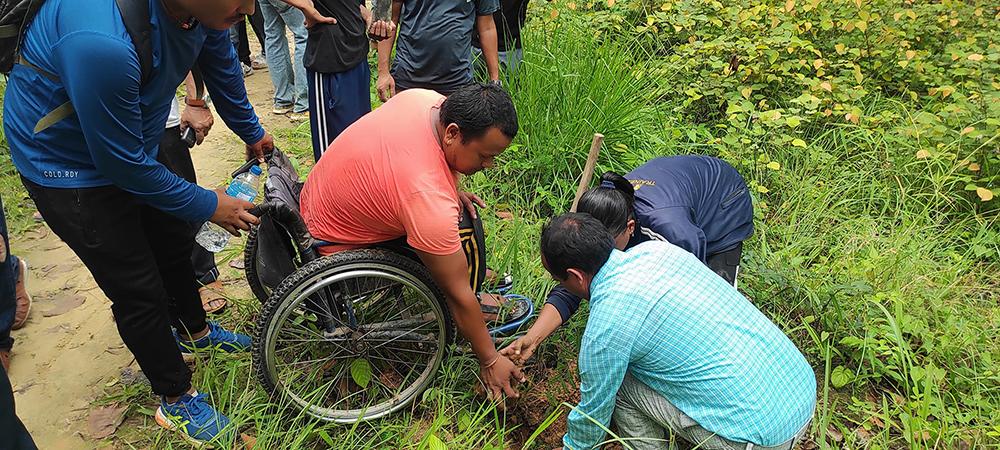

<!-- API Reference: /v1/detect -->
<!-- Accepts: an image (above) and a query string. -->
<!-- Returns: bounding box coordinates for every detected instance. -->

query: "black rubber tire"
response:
[252,249,455,423]
[244,225,271,304]
[243,225,271,303]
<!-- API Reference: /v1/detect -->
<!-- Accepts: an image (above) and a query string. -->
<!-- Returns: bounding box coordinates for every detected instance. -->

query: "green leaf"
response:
[840,336,866,348]
[786,116,801,128]
[350,359,371,389]
[457,409,473,431]
[791,138,807,147]
[318,430,336,447]
[427,434,447,450]
[831,365,854,389]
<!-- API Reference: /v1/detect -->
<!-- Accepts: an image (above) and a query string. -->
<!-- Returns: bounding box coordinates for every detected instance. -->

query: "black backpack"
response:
[1,0,153,132]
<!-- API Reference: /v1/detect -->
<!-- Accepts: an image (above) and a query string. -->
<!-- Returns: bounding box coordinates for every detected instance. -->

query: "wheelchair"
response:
[242,149,532,423]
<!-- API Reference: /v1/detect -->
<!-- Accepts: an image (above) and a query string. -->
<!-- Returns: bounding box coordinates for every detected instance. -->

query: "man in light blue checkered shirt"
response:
[539,213,816,450]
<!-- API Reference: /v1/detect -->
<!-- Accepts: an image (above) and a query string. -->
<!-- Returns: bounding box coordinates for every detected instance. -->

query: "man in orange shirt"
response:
[300,83,525,401]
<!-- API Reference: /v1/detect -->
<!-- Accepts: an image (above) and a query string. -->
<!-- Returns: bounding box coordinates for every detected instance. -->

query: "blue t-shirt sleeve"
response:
[545,285,583,324]
[475,0,500,16]
[52,32,216,222]
[196,29,265,145]
[642,206,708,262]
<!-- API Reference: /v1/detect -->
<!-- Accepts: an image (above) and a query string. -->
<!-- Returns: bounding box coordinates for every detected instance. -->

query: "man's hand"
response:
[246,132,275,163]
[376,72,396,103]
[283,0,336,28]
[481,354,525,402]
[499,334,539,365]
[360,5,396,41]
[209,186,259,236]
[500,303,564,365]
[367,19,395,41]
[457,191,486,219]
[180,105,214,145]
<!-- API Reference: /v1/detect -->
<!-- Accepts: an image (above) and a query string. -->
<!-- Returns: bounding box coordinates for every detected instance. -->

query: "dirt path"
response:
[8,62,294,449]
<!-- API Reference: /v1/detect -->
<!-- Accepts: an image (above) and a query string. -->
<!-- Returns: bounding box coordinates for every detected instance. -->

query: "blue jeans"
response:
[0,196,20,352]
[259,0,309,114]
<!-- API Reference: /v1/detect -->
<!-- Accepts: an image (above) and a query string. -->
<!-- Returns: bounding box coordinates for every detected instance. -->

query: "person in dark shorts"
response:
[302,0,379,161]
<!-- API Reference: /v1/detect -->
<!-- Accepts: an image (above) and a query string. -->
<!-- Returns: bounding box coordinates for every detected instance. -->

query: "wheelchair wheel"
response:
[253,249,455,423]
[244,225,270,303]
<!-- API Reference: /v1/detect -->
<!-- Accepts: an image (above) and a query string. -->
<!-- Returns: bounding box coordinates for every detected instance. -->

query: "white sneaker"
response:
[252,54,268,70]
[240,62,253,77]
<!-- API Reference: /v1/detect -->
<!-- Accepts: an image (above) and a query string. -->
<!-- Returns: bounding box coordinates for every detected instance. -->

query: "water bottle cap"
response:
[250,165,263,175]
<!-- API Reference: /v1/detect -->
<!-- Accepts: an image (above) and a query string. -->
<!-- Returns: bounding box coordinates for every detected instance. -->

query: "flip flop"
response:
[199,280,228,314]
[478,293,531,325]
[484,269,514,294]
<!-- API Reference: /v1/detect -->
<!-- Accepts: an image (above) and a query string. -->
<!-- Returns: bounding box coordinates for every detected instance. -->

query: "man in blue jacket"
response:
[3,0,273,445]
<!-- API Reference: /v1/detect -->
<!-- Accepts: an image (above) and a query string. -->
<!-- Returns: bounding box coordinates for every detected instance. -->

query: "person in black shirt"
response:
[299,0,378,161]
[473,0,529,80]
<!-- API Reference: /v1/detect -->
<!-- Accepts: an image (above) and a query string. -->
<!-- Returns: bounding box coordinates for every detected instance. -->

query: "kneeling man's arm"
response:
[564,336,629,450]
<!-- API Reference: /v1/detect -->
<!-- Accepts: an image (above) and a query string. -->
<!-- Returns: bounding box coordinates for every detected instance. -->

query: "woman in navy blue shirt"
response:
[503,155,754,363]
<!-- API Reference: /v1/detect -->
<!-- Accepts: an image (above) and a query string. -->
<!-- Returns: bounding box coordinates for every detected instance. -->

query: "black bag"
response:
[261,147,305,210]
[2,0,153,132]
[0,0,45,75]
[2,0,151,77]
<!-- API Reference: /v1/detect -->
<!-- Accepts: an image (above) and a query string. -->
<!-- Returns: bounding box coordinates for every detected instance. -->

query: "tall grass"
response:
[2,2,997,448]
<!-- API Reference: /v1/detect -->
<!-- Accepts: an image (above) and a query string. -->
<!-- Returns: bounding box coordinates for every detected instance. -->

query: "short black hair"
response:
[540,213,615,280]
[440,83,518,144]
[577,171,636,236]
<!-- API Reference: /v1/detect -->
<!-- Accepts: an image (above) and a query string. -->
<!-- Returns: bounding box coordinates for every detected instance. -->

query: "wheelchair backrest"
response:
[263,147,305,210]
[255,211,302,290]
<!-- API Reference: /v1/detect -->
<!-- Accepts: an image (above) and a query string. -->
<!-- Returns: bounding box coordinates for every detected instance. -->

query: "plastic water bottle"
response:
[195,165,263,252]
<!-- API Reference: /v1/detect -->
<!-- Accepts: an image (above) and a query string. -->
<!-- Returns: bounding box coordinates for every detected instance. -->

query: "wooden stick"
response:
[570,133,605,212]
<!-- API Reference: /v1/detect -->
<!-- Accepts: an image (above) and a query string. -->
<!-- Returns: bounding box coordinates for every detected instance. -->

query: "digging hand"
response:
[499,335,538,366]
[481,354,525,402]
[210,186,259,236]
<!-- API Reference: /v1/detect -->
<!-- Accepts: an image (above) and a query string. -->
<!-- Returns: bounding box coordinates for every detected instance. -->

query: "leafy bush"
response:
[555,0,999,212]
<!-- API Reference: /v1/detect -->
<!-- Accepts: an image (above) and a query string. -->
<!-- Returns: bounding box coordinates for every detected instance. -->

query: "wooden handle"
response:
[570,133,605,212]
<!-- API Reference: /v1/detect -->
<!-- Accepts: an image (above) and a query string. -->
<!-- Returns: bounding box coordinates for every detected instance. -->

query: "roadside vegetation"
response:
[1,0,998,448]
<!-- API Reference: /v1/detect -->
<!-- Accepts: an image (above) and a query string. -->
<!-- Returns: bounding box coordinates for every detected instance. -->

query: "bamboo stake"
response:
[570,133,605,212]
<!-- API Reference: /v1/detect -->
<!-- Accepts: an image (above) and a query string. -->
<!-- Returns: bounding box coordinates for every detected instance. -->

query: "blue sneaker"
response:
[155,391,236,447]
[175,321,251,355]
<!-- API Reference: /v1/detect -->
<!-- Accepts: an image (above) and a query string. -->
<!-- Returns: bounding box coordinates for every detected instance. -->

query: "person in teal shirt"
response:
[539,213,816,450]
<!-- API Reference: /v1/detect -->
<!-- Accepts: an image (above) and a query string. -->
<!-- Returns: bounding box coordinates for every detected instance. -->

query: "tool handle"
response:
[570,133,605,212]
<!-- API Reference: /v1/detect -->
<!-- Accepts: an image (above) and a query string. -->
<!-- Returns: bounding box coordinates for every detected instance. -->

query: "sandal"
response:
[477,293,531,325]
[199,280,228,314]
[484,268,514,294]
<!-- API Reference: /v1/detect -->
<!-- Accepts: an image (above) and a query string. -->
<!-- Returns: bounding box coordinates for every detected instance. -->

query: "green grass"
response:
[3,1,999,448]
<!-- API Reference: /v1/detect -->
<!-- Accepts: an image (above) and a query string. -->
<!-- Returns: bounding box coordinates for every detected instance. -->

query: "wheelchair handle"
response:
[248,200,319,264]
[233,145,282,178]
[231,159,260,178]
